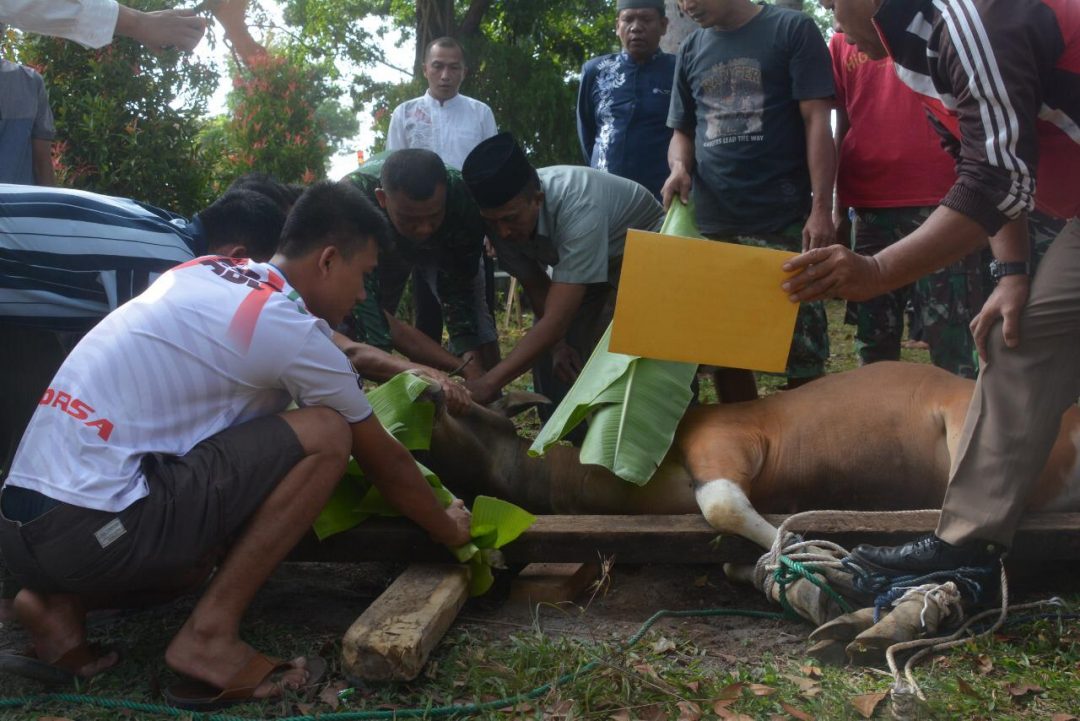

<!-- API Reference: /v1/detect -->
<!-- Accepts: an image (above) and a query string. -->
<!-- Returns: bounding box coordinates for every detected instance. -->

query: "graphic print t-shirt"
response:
[668,5,834,236]
[7,258,373,512]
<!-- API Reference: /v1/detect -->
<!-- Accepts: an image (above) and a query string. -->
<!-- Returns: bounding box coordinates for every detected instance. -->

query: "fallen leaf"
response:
[780,702,815,721]
[693,575,709,588]
[632,662,661,681]
[608,710,631,721]
[748,683,776,696]
[957,678,980,698]
[714,682,746,700]
[318,682,344,711]
[544,699,575,720]
[652,636,677,654]
[1006,683,1044,698]
[677,700,702,721]
[712,699,737,713]
[685,680,700,693]
[294,703,315,716]
[799,664,823,679]
[638,703,666,721]
[850,692,887,718]
[714,708,755,721]
[975,654,993,675]
[1051,715,1078,721]
[783,674,822,698]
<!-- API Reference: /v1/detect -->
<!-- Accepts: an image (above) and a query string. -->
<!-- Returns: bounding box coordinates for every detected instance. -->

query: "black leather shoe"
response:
[851,534,1004,576]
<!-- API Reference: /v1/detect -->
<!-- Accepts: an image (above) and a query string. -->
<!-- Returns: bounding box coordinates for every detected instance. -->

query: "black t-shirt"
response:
[668,5,834,236]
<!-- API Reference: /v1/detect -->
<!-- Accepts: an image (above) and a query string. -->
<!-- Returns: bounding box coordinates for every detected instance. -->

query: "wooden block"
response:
[342,563,469,682]
[508,562,601,605]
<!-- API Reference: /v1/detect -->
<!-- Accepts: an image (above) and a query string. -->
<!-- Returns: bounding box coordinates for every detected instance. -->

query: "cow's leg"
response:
[695,477,778,549]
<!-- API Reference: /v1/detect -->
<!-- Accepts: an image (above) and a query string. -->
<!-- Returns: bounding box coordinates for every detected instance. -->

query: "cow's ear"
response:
[491,391,551,418]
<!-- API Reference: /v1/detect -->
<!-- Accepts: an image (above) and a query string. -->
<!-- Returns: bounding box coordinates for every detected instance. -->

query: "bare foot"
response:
[13,589,118,677]
[165,620,310,698]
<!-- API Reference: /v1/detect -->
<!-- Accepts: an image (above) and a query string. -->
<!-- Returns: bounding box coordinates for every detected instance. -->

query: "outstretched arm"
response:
[350,416,472,547]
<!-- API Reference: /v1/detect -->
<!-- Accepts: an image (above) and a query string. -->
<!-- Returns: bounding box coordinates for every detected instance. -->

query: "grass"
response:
[2,300,1078,720]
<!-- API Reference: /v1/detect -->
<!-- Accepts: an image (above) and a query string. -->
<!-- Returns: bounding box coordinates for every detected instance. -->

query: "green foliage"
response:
[5,0,218,215]
[208,52,333,187]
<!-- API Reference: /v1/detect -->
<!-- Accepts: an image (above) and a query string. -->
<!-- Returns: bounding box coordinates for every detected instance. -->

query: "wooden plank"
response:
[508,562,601,606]
[341,564,469,682]
[290,512,1080,565]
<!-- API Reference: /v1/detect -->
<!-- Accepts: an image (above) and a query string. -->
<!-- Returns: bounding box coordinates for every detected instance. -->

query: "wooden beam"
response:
[290,512,1080,565]
[342,564,470,682]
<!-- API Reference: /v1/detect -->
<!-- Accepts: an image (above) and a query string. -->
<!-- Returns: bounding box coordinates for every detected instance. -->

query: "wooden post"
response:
[342,564,470,682]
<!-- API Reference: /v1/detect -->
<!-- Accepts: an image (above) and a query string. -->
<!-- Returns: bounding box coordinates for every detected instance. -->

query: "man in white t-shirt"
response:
[387,36,499,346]
[0,181,472,706]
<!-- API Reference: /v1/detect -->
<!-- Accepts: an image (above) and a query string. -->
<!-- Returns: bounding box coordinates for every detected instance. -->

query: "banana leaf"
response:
[528,200,702,485]
[312,372,537,595]
[660,196,705,239]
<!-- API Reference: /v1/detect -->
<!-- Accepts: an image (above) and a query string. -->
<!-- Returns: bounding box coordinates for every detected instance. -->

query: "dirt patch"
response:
[1,558,1077,697]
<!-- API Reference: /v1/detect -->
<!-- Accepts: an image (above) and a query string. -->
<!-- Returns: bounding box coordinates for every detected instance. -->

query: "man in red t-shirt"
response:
[832,33,987,377]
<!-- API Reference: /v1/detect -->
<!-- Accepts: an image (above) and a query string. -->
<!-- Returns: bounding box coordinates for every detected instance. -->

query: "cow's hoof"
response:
[722,562,756,585]
[806,639,849,666]
[808,607,878,643]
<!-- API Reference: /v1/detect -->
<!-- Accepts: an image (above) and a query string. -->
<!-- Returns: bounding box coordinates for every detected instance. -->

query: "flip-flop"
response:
[0,642,119,685]
[164,654,327,711]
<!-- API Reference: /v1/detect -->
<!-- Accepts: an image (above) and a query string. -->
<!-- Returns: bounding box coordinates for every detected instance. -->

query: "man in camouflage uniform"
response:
[846,207,983,377]
[850,209,1064,379]
[345,149,499,377]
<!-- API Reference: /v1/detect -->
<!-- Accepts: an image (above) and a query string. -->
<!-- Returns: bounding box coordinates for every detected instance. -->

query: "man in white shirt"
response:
[0,0,206,51]
[387,36,497,170]
[0,181,471,706]
[387,36,499,353]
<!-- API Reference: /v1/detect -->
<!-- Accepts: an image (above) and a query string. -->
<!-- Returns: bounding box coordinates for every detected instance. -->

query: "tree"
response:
[4,0,219,214]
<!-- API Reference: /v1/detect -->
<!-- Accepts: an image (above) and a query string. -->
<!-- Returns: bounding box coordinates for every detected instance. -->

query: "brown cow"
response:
[426,361,1080,553]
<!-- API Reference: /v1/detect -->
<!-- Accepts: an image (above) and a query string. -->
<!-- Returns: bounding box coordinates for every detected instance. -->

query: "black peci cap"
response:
[461,132,534,208]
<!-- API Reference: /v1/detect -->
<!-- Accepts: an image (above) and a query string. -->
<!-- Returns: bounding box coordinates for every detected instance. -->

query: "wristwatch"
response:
[989,259,1030,281]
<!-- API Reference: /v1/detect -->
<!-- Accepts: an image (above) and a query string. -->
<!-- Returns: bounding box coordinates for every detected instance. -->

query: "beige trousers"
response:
[937,218,1080,546]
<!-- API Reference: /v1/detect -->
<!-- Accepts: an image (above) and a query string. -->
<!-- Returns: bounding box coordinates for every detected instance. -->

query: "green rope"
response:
[0,607,788,721]
[773,555,855,618]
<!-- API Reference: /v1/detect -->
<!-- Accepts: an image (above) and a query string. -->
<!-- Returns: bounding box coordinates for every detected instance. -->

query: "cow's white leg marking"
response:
[695,477,778,549]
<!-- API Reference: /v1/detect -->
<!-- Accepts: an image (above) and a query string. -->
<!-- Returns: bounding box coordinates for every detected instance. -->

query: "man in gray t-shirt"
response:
[462,132,664,408]
[0,59,56,186]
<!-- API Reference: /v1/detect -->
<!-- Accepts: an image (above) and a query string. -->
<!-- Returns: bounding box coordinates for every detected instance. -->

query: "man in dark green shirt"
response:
[345,150,499,375]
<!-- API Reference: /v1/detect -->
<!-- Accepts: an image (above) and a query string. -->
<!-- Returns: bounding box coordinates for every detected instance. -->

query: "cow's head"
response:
[422,385,551,506]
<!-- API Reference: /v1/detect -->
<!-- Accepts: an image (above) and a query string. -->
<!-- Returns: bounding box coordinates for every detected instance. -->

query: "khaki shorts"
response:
[0,414,304,595]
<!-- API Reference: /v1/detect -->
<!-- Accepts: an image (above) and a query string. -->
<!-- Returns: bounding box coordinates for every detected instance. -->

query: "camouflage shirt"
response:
[345,152,487,352]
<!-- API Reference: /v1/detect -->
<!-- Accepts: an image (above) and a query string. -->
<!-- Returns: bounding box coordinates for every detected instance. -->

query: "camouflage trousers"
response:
[707,223,829,380]
[845,207,1064,379]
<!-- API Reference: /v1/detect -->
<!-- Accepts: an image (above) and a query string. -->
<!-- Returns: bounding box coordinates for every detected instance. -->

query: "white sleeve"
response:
[0,0,118,48]
[481,105,497,140]
[386,105,407,151]
[278,326,373,423]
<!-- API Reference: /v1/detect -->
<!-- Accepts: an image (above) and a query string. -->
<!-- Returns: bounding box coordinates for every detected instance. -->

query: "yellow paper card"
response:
[610,230,799,373]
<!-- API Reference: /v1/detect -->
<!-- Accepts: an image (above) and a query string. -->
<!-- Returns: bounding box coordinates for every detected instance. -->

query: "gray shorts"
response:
[0,414,304,595]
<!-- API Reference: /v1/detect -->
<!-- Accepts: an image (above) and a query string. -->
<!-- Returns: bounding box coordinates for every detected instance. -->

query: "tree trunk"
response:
[660,0,696,54]
[414,0,455,71]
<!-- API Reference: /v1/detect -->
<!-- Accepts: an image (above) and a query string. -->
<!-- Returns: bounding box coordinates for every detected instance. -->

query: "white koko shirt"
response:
[387,91,497,169]
[7,257,373,513]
